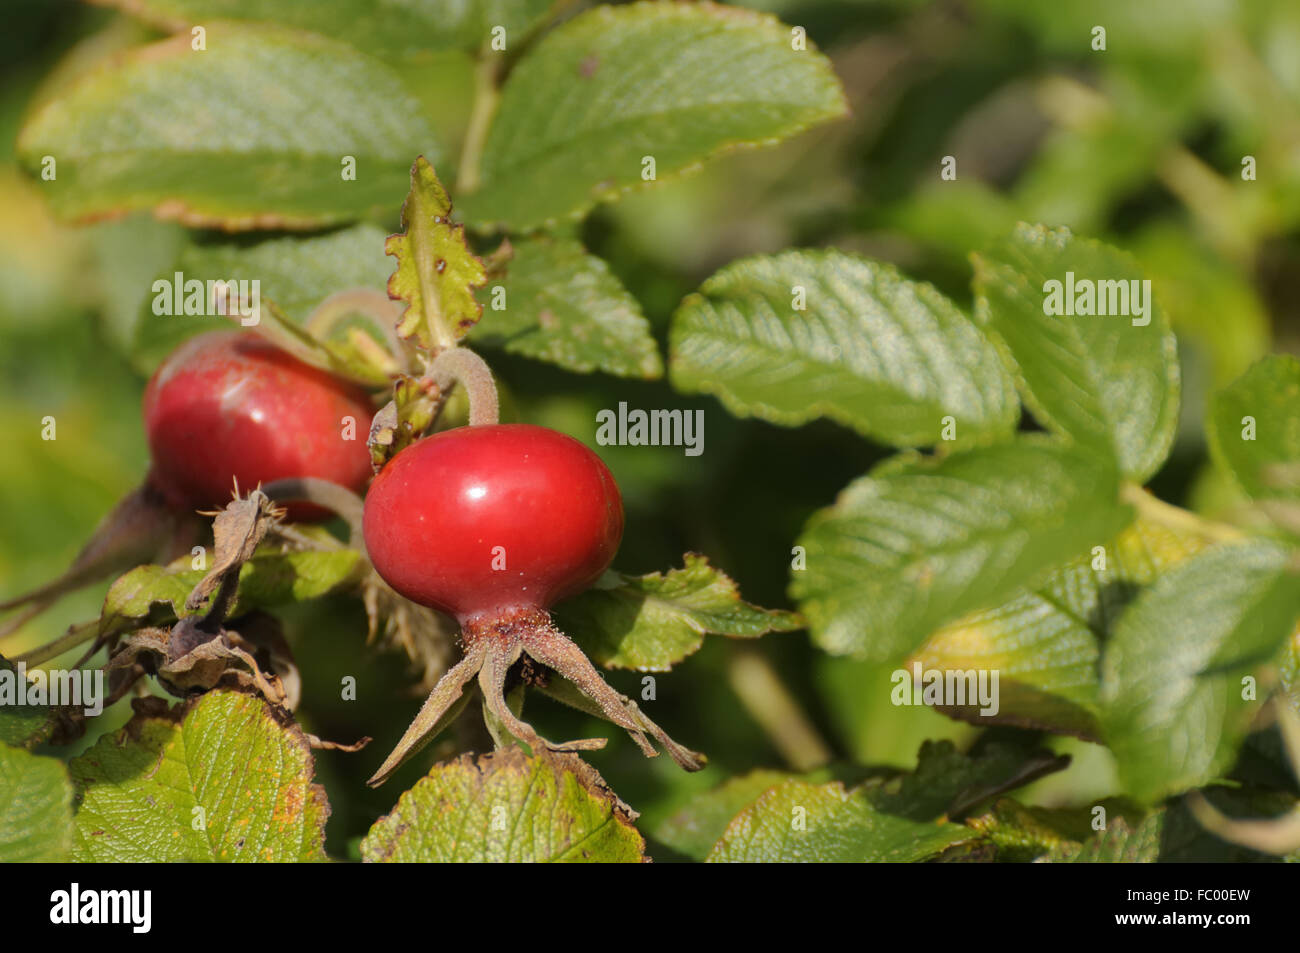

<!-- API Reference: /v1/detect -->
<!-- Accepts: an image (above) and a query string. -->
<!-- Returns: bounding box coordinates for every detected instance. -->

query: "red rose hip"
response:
[362,423,623,623]
[142,331,375,518]
[360,417,701,787]
[1,330,377,633]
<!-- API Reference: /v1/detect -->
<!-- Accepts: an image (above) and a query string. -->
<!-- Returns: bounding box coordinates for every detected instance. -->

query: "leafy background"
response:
[1,0,1299,861]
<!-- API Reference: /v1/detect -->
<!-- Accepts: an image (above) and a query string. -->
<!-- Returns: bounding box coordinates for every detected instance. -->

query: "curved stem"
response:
[260,478,365,543]
[304,289,411,374]
[429,347,500,426]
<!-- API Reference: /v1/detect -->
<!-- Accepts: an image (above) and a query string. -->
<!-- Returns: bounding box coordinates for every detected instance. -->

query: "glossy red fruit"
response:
[142,331,375,519]
[362,423,623,624]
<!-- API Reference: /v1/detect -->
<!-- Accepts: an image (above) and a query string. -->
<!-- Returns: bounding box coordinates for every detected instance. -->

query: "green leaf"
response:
[100,550,366,637]
[963,798,1097,862]
[1047,814,1163,863]
[653,769,796,861]
[706,779,975,862]
[670,250,1019,447]
[972,223,1181,482]
[70,691,328,861]
[133,224,393,372]
[96,0,556,57]
[1100,541,1300,803]
[463,2,847,230]
[361,748,645,862]
[0,744,75,862]
[1209,355,1300,504]
[470,235,662,379]
[667,740,1061,861]
[17,24,440,229]
[0,657,55,748]
[554,554,802,671]
[228,549,368,610]
[386,156,486,351]
[100,564,195,638]
[792,439,1133,660]
[868,739,1069,822]
[910,504,1222,740]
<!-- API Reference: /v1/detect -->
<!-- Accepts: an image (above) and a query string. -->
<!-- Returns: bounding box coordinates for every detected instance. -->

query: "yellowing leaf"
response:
[362,748,645,862]
[385,157,486,352]
[911,506,1224,739]
[70,691,329,862]
[555,554,802,671]
[706,779,974,863]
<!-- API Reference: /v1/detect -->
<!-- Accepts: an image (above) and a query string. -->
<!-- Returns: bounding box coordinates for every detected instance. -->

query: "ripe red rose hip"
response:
[143,331,375,518]
[362,423,623,623]
[360,414,700,787]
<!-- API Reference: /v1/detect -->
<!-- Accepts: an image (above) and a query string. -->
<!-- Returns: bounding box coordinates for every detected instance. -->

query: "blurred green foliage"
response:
[2,0,1298,856]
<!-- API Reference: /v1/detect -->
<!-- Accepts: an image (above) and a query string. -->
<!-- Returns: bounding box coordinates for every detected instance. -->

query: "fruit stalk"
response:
[428,346,499,426]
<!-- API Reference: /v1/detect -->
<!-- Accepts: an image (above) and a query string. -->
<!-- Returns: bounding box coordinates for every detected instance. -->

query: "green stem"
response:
[454,0,580,195]
[456,48,502,195]
[303,289,410,374]
[726,647,832,771]
[13,620,98,667]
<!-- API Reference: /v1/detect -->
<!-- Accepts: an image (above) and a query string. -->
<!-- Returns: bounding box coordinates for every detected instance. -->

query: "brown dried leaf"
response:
[186,489,284,616]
